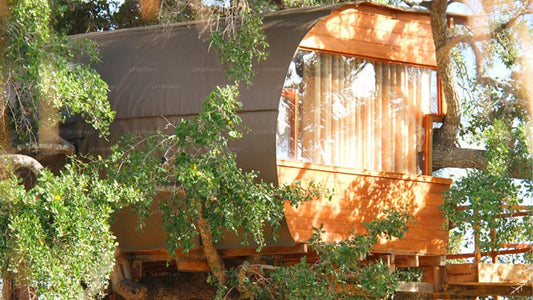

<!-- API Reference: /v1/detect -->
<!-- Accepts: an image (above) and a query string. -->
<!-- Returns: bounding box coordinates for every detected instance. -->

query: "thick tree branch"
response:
[438,31,520,96]
[0,154,43,176]
[15,137,76,159]
[432,145,532,179]
[437,32,490,58]
[499,0,531,31]
[432,145,486,170]
[431,0,462,147]
[110,253,147,300]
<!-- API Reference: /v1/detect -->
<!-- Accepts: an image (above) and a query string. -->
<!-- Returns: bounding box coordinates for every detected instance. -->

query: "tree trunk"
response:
[1,272,11,300]
[0,0,10,155]
[110,259,148,300]
[430,0,461,149]
[195,200,226,285]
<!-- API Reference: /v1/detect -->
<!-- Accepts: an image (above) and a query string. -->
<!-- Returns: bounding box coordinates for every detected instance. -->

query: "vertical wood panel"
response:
[355,74,363,169]
[313,57,321,162]
[395,65,406,173]
[302,57,314,161]
[390,64,397,171]
[374,62,383,170]
[339,59,346,165]
[367,62,375,170]
[347,61,356,167]
[408,70,417,173]
[332,56,339,164]
[381,63,392,171]
[321,55,331,164]
[416,69,424,154]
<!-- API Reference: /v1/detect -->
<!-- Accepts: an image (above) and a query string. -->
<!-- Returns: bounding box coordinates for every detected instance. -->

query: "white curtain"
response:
[277,51,437,174]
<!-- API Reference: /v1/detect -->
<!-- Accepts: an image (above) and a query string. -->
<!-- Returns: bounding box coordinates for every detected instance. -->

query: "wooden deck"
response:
[278,159,452,255]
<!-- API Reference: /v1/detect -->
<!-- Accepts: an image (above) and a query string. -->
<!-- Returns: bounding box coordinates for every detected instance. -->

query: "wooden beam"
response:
[395,255,419,268]
[221,243,308,258]
[447,246,533,260]
[397,283,532,298]
[455,205,532,218]
[445,283,533,297]
[422,114,433,175]
[175,248,209,272]
[478,263,533,285]
[419,255,446,267]
[124,249,171,262]
[397,282,435,293]
[434,266,446,292]
[446,264,478,283]
[422,114,444,175]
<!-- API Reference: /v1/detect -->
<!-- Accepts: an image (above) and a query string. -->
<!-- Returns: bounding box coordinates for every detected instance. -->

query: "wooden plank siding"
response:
[278,159,451,255]
[299,3,436,67]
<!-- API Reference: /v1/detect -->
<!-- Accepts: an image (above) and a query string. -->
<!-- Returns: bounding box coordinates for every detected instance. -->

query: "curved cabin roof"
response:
[63,1,436,184]
[62,2,444,253]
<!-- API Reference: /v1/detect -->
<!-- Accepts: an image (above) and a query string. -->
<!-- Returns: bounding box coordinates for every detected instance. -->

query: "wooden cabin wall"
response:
[275,3,448,255]
[299,3,436,67]
[278,160,451,255]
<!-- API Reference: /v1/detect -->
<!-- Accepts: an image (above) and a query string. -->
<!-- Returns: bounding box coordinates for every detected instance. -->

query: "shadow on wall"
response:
[279,160,449,255]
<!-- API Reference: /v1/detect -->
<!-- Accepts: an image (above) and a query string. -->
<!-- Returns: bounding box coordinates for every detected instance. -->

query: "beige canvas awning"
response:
[62,4,346,183]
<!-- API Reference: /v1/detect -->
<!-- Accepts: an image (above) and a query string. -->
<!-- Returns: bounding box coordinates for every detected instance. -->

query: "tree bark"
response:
[0,0,10,155]
[430,0,461,149]
[0,154,43,179]
[110,258,148,300]
[195,200,226,285]
[432,145,486,170]
[1,272,12,300]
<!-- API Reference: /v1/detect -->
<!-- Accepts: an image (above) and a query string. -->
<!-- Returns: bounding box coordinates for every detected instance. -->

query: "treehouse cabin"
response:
[61,0,451,267]
[56,1,533,296]
[59,2,533,297]
[63,0,451,254]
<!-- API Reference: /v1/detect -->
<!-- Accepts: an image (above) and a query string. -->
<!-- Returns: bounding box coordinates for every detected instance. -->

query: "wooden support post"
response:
[474,224,481,264]
[117,253,133,280]
[383,254,396,272]
[433,266,446,292]
[132,260,144,281]
[490,229,498,263]
[111,251,147,300]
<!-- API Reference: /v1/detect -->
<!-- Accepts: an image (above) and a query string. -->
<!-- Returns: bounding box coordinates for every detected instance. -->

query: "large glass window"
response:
[276,50,439,174]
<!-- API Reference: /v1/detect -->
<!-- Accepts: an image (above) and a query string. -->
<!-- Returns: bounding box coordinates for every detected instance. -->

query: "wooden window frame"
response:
[280,49,445,175]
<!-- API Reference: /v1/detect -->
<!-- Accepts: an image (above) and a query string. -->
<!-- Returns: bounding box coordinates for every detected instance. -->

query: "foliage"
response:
[101,85,323,255]
[229,209,415,299]
[443,120,533,257]
[1,0,114,145]
[50,0,117,35]
[0,157,150,299]
[2,0,531,299]
[452,0,532,148]
[210,10,269,85]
